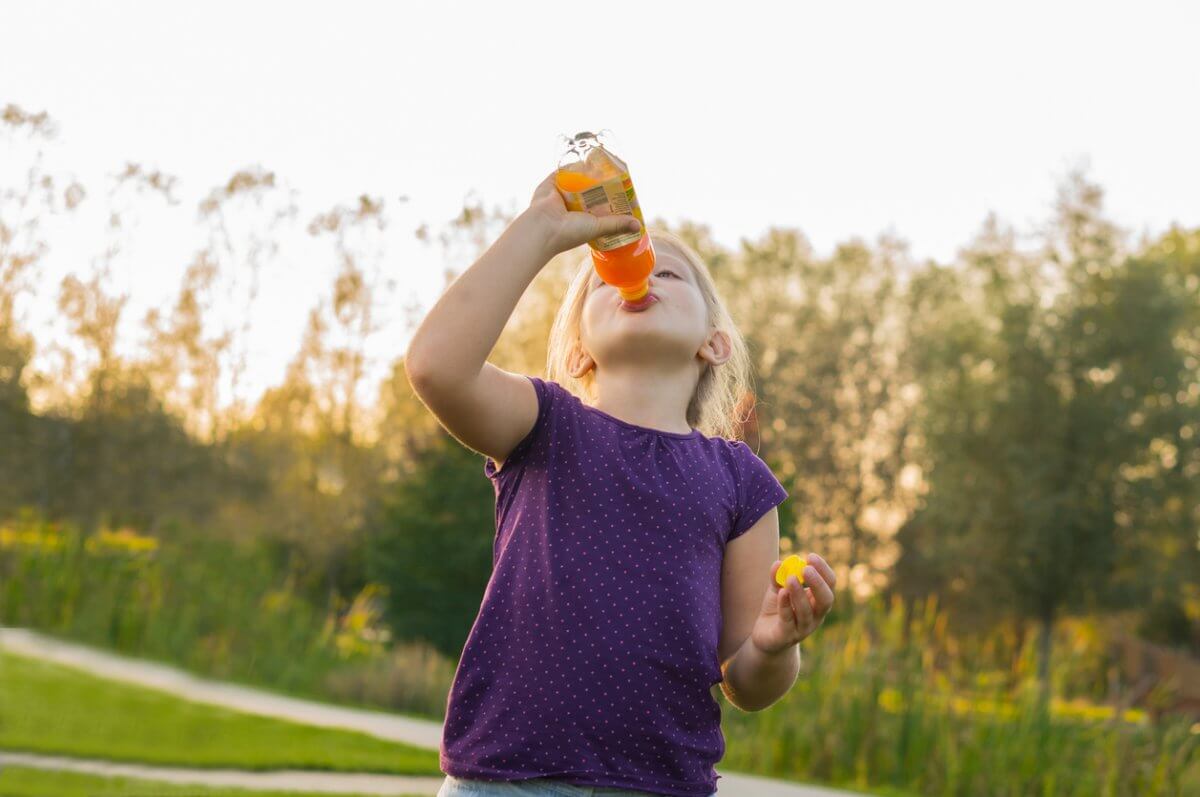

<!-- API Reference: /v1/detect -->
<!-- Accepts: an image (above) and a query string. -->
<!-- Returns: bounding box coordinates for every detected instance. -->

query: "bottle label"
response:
[560,171,646,251]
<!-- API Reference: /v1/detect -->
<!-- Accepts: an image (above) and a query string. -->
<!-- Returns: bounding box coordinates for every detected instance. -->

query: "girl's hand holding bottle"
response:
[524,168,642,259]
[752,552,837,655]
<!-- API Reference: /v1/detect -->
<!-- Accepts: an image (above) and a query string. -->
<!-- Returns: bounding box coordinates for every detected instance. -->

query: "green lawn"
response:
[0,766,413,797]
[0,650,441,774]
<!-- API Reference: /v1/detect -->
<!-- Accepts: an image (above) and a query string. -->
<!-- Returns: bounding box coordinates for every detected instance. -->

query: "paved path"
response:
[0,627,864,797]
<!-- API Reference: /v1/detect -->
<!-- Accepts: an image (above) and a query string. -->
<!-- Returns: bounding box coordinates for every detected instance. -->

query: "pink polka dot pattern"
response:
[440,376,789,797]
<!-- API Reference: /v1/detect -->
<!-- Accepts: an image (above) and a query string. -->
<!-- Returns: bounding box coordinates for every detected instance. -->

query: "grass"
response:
[716,597,1200,797]
[0,766,414,797]
[1185,760,1200,796]
[0,650,441,774]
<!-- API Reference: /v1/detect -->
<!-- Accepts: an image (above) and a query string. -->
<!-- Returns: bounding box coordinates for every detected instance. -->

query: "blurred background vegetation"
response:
[2,102,1198,795]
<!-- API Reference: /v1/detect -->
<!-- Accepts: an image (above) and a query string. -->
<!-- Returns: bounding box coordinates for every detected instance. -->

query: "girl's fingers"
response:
[806,553,837,591]
[777,586,795,625]
[787,575,813,626]
[531,170,559,202]
[804,566,835,618]
[606,214,641,235]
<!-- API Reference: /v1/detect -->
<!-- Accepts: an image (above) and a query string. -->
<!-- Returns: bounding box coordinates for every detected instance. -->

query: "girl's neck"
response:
[590,365,696,435]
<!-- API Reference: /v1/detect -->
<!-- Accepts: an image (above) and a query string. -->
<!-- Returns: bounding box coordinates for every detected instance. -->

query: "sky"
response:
[3,0,1199,411]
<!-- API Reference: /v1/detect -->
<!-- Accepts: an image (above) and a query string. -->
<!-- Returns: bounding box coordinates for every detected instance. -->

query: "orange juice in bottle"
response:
[554,130,656,308]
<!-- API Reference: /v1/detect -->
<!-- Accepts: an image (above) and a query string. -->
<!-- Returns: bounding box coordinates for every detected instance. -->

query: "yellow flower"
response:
[775,554,808,587]
[0,526,65,551]
[85,527,159,555]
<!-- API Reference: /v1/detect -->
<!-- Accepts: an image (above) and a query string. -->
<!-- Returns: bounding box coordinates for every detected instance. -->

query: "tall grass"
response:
[721,593,1200,796]
[0,509,352,698]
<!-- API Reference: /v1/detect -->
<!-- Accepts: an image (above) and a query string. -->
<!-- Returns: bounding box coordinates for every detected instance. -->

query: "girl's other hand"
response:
[524,169,642,257]
[751,552,836,656]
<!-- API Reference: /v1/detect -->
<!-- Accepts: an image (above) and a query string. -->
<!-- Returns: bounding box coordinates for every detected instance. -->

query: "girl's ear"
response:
[567,343,596,378]
[698,329,732,367]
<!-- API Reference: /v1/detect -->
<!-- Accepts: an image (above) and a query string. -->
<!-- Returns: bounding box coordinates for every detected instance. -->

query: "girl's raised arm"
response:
[404,171,640,468]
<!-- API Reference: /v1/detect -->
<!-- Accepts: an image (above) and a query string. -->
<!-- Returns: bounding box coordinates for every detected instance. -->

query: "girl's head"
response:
[545,228,755,440]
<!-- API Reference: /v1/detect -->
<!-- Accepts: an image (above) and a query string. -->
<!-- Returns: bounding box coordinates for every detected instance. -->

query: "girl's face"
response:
[576,245,716,375]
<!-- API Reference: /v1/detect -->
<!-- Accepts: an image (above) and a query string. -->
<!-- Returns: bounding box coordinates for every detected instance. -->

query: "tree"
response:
[195,167,298,439]
[366,430,499,658]
[0,104,84,513]
[687,221,914,603]
[895,167,1199,698]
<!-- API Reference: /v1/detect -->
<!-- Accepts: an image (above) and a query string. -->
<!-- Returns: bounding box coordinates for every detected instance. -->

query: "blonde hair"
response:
[544,227,756,441]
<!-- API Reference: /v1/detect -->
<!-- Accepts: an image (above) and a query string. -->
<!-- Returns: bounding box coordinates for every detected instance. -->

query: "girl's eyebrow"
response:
[662,261,694,284]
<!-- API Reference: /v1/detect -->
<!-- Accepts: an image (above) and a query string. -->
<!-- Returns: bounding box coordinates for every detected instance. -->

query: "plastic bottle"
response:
[554,130,656,307]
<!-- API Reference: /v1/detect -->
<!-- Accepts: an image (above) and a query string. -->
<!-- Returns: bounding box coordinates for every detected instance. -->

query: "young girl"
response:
[406,171,837,797]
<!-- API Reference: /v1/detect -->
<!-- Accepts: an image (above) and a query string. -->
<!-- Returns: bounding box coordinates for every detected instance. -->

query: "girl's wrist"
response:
[514,208,561,263]
[752,635,799,659]
[724,635,801,711]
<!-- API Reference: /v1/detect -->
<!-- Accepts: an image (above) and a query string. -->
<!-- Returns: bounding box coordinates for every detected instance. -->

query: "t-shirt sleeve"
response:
[728,440,789,542]
[483,375,557,481]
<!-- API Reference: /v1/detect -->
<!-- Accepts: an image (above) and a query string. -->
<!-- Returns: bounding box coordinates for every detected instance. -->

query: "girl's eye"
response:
[656,270,677,278]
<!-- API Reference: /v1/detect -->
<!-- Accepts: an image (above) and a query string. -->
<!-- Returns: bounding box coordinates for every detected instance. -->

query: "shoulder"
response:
[528,376,575,401]
[701,437,754,482]
[482,376,581,482]
[714,438,785,492]
[522,376,578,415]
[519,377,590,435]
[710,436,758,466]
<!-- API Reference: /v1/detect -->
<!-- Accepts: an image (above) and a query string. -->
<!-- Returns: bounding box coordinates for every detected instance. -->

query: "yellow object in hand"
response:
[775,554,808,587]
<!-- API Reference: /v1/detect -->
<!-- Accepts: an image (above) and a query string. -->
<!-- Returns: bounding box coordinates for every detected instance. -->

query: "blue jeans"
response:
[437,774,717,797]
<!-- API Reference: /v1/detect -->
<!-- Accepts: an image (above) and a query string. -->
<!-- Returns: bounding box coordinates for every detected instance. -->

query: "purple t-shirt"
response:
[440,375,789,797]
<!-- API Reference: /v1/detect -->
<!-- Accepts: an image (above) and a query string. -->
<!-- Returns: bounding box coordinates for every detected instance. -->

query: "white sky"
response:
[4,0,1199,412]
